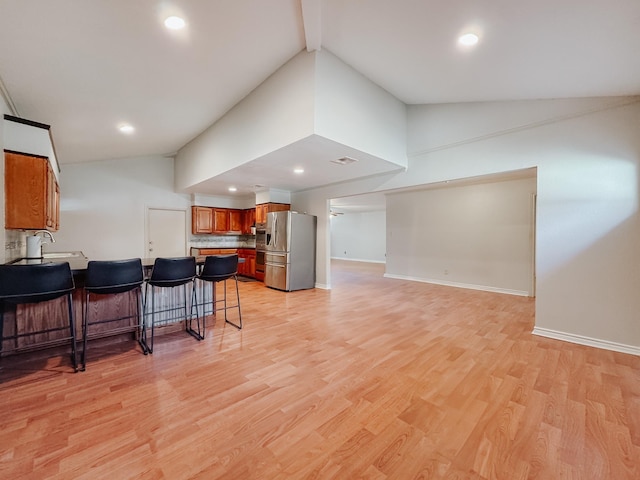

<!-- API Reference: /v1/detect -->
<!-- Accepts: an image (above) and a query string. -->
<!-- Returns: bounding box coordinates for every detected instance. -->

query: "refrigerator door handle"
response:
[265,262,286,268]
[273,214,278,248]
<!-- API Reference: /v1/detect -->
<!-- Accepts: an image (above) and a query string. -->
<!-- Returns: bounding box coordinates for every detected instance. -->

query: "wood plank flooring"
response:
[1,260,639,479]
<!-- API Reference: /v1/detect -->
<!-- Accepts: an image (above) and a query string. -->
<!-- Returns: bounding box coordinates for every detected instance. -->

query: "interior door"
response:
[146,208,187,258]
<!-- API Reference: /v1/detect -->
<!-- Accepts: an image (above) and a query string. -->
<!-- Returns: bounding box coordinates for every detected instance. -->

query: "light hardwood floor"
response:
[1,260,639,479]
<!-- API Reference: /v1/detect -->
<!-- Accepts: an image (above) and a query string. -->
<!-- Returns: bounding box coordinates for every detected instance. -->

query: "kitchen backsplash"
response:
[190,234,256,249]
[4,229,27,262]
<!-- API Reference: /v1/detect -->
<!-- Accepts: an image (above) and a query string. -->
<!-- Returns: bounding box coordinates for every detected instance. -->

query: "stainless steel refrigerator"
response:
[265,211,317,291]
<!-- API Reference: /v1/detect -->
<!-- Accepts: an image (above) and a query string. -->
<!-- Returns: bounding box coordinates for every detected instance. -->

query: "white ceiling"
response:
[1,0,639,197]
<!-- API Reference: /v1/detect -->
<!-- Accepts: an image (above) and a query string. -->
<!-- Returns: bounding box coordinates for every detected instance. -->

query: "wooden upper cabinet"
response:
[269,203,291,214]
[4,151,60,231]
[242,208,256,234]
[192,206,248,234]
[46,163,60,230]
[255,204,268,225]
[191,206,213,234]
[256,203,290,224]
[213,208,229,232]
[228,209,242,233]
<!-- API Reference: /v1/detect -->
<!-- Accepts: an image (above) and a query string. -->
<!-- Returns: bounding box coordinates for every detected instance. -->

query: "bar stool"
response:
[0,262,78,371]
[197,254,242,330]
[82,258,145,370]
[142,257,199,353]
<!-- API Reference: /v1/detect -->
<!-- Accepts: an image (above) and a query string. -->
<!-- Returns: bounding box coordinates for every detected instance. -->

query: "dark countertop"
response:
[7,252,240,274]
[8,252,92,272]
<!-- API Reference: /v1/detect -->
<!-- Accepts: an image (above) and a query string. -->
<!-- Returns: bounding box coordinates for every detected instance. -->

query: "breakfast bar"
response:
[0,252,227,358]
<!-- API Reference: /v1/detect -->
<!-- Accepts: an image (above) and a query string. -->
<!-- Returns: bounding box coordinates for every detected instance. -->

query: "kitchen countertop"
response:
[7,252,242,274]
[8,251,92,272]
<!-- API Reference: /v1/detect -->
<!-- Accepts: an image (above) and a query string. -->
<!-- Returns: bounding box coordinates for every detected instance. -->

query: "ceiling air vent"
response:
[331,156,358,166]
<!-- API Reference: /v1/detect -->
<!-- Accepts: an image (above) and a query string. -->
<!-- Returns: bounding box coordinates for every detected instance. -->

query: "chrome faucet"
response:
[26,230,55,258]
[33,230,56,244]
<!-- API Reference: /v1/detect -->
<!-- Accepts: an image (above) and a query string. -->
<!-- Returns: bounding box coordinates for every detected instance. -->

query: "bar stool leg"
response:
[149,286,156,354]
[141,282,155,354]
[140,283,149,354]
[136,288,147,355]
[223,280,228,322]
[82,291,89,371]
[194,284,203,339]
[186,282,204,341]
[67,293,78,372]
[0,303,5,359]
[0,302,4,358]
[224,275,242,330]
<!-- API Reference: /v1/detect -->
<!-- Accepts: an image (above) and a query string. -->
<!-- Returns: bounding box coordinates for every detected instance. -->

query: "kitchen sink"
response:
[41,252,83,258]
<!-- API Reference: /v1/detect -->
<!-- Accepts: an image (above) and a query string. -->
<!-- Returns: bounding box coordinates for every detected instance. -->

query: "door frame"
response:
[529,193,537,298]
[144,206,189,258]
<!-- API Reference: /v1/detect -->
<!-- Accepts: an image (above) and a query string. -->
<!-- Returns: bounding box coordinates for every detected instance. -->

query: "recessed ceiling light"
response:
[118,124,134,134]
[458,33,479,46]
[228,186,237,192]
[164,16,186,30]
[294,168,304,174]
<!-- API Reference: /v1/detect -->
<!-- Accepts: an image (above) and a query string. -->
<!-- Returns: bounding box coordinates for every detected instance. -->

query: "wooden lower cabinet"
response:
[197,248,255,278]
[198,248,237,256]
[1,288,138,353]
[237,249,256,278]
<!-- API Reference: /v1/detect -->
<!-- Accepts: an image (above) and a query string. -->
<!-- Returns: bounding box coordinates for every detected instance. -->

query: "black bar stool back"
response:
[83,258,145,370]
[197,254,242,330]
[142,257,199,353]
[0,262,78,371]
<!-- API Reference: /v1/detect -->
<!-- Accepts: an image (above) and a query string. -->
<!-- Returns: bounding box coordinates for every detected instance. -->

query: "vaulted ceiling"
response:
[1,0,639,196]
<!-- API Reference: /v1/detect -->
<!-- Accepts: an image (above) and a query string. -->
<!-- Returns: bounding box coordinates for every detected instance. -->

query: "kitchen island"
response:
[1,253,221,356]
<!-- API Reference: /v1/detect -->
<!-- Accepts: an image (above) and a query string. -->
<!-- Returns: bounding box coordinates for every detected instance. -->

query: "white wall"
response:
[175,50,316,192]
[255,189,291,205]
[3,119,60,181]
[191,193,254,209]
[175,49,408,194]
[314,49,407,168]
[54,156,190,260]
[385,177,536,295]
[293,97,640,353]
[330,210,386,263]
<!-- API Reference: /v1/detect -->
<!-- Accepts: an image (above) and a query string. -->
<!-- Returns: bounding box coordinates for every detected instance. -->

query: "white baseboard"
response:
[331,257,386,264]
[532,327,640,356]
[383,273,530,297]
[315,282,330,290]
